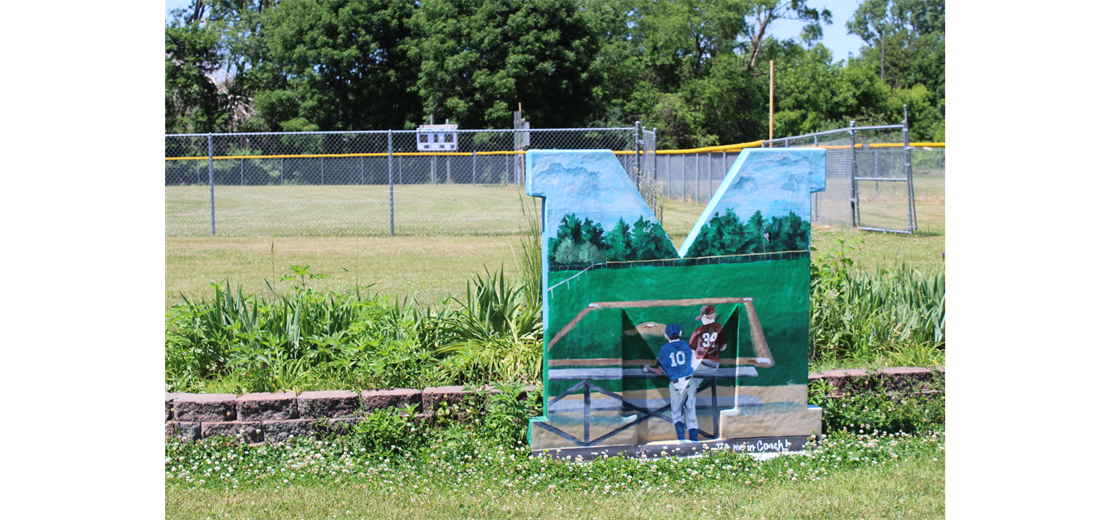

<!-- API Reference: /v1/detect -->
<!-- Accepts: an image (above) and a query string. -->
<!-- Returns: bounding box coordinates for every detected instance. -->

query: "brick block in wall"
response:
[297,390,359,418]
[237,392,298,421]
[422,386,474,416]
[361,388,422,413]
[165,393,188,421]
[166,421,200,441]
[809,367,945,397]
[263,419,315,443]
[876,367,944,393]
[326,417,361,436]
[202,421,263,443]
[174,394,238,422]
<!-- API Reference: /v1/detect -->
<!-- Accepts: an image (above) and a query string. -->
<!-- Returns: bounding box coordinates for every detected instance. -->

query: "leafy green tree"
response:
[411,0,602,128]
[765,211,810,252]
[604,218,633,262]
[259,0,422,131]
[770,44,885,136]
[741,0,831,71]
[847,0,944,138]
[628,216,676,261]
[687,208,745,257]
[742,210,767,253]
[166,17,228,133]
[549,213,606,267]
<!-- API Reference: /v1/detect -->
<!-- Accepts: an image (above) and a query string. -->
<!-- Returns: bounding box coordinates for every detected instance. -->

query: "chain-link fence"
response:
[166,126,656,236]
[654,149,750,205]
[766,123,915,233]
[653,122,942,234]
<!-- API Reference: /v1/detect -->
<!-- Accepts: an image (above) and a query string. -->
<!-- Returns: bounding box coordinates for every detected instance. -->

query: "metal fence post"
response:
[695,152,700,204]
[682,153,686,201]
[320,157,324,185]
[472,150,476,187]
[360,156,365,185]
[849,121,858,228]
[388,130,395,236]
[903,105,917,232]
[505,154,509,186]
[240,158,244,186]
[634,121,642,189]
[280,157,284,185]
[652,127,658,181]
[814,134,820,222]
[207,133,215,237]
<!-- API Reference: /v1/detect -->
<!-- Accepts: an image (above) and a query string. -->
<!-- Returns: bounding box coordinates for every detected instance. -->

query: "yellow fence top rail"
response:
[165,141,944,161]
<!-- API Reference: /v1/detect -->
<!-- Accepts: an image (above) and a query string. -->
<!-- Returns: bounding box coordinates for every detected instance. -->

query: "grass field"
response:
[165,453,943,520]
[167,184,540,237]
[165,176,942,309]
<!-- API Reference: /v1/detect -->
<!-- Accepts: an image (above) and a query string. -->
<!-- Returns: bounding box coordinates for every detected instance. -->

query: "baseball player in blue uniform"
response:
[644,324,701,442]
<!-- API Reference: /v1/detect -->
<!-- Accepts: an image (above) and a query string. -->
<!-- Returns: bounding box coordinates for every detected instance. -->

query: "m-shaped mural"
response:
[525,148,826,454]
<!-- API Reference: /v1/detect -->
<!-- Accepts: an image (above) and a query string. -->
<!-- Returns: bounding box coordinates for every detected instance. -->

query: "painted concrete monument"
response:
[525,148,827,456]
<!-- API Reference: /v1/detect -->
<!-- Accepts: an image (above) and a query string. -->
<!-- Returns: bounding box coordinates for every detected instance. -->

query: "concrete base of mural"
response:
[530,411,640,449]
[529,385,821,451]
[531,435,812,461]
[529,406,821,450]
[718,404,822,439]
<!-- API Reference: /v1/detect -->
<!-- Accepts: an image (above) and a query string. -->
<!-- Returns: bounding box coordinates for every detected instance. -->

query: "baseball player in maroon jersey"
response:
[685,304,727,441]
[690,304,727,371]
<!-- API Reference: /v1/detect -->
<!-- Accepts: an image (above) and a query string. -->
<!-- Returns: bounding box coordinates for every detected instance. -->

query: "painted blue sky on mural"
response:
[679,149,826,256]
[714,152,825,221]
[527,148,826,258]
[527,150,666,241]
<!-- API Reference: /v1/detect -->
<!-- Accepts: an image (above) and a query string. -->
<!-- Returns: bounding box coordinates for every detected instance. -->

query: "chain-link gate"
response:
[765,122,917,234]
[165,126,655,237]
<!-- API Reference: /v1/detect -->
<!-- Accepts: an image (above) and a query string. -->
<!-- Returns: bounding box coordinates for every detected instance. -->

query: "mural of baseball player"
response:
[690,304,727,371]
[684,304,727,441]
[644,324,701,442]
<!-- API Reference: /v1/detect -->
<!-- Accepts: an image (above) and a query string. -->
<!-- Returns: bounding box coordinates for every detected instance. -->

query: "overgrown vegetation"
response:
[809,238,944,368]
[165,265,542,394]
[166,234,943,393]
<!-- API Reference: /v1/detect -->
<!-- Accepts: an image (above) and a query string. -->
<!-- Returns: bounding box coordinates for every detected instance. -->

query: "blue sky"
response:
[165,0,867,64]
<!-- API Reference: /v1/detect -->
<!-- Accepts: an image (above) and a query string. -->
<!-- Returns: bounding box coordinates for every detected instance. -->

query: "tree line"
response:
[549,213,676,268]
[166,0,944,145]
[685,209,810,258]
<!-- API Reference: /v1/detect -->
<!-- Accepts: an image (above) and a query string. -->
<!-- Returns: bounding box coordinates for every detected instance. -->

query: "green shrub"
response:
[352,404,426,455]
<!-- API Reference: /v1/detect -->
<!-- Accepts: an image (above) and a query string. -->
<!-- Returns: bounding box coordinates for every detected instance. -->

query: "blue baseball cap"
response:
[665,323,682,339]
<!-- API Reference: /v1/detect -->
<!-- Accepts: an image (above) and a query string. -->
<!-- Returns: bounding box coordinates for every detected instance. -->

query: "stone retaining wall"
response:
[166,367,943,443]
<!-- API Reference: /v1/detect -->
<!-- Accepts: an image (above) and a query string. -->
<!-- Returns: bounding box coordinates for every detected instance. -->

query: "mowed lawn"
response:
[165,456,944,520]
[167,184,540,237]
[165,177,943,309]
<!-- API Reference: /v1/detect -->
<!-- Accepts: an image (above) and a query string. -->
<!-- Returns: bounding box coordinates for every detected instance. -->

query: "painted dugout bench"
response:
[525,148,827,458]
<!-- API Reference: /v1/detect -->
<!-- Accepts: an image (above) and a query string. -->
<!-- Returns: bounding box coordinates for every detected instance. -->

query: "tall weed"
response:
[810,239,945,365]
[437,267,543,384]
[513,193,543,308]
